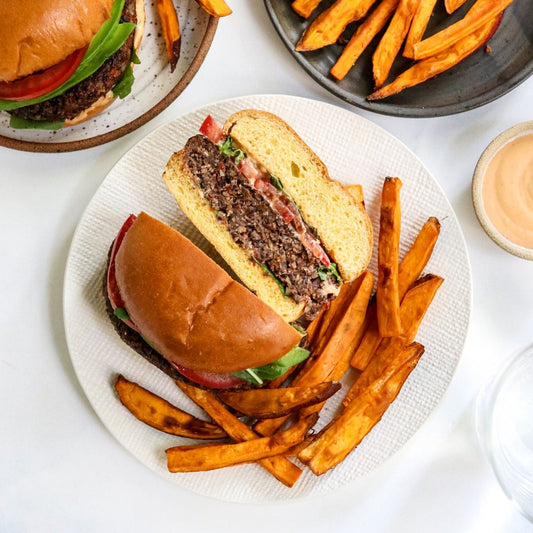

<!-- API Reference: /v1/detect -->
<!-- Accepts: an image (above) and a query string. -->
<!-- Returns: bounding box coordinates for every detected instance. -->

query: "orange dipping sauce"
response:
[482,133,533,249]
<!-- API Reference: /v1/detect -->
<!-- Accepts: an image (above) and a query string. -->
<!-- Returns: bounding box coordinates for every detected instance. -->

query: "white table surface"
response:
[1,2,532,532]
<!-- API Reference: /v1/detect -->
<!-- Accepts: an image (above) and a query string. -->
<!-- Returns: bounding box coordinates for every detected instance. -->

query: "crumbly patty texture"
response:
[183,134,340,319]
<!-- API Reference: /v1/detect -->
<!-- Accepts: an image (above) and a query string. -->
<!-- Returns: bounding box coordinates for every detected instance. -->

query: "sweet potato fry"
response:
[155,0,181,72]
[218,382,341,419]
[296,0,377,52]
[195,0,232,17]
[403,0,438,59]
[306,308,326,350]
[292,0,325,18]
[368,16,502,99]
[412,0,514,60]
[176,382,303,487]
[343,184,365,205]
[166,413,317,473]
[299,271,373,383]
[372,0,420,88]
[346,274,442,404]
[114,375,227,439]
[444,0,468,13]
[351,217,440,370]
[254,271,373,437]
[397,217,440,298]
[312,275,368,355]
[330,0,400,81]
[376,177,403,337]
[300,342,423,474]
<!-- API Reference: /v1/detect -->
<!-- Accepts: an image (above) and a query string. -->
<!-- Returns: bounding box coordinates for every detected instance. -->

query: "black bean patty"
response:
[183,135,340,320]
[12,0,137,122]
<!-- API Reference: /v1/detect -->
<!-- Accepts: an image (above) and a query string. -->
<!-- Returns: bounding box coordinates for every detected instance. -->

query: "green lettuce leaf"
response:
[233,346,310,386]
[8,116,64,130]
[318,262,342,283]
[218,137,246,164]
[0,0,134,112]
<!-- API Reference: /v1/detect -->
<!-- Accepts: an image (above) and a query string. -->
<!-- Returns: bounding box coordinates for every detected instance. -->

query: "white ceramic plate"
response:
[0,1,216,152]
[63,94,472,502]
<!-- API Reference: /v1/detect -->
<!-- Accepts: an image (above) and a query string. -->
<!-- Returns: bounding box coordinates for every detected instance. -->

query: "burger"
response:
[105,212,309,390]
[163,110,373,322]
[0,0,145,129]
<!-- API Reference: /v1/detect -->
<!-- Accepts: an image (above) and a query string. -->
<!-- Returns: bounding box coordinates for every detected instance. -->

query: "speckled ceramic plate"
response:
[0,2,217,153]
[264,0,533,117]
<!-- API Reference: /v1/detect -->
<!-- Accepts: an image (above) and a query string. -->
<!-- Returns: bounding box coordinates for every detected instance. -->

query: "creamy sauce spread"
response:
[482,133,533,249]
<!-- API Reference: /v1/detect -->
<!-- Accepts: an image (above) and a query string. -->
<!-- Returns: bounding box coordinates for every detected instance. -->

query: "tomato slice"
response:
[172,364,247,389]
[0,46,86,101]
[107,214,138,330]
[199,115,225,144]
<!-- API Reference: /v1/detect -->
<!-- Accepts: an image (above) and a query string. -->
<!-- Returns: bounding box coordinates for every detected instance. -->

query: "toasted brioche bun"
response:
[114,212,302,374]
[64,0,145,128]
[0,0,114,83]
[163,110,373,322]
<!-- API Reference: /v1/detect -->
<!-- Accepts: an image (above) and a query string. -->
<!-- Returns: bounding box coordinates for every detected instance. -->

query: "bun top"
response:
[0,0,114,82]
[114,212,302,374]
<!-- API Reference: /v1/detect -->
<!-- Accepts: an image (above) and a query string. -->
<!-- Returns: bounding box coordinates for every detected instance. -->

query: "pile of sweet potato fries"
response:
[114,177,444,486]
[292,0,515,99]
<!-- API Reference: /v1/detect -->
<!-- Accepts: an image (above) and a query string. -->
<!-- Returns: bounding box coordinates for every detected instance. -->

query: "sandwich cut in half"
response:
[0,0,145,130]
[105,212,309,389]
[163,110,373,323]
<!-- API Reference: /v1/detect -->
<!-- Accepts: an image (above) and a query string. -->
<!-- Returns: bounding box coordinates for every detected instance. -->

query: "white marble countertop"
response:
[1,2,532,532]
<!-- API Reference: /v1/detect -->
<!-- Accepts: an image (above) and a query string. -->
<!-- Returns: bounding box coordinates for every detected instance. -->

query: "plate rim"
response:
[264,0,533,118]
[0,16,218,153]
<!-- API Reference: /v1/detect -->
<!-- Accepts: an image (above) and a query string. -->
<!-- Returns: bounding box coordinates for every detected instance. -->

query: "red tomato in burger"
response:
[173,364,247,389]
[199,115,225,144]
[107,214,138,330]
[0,47,86,101]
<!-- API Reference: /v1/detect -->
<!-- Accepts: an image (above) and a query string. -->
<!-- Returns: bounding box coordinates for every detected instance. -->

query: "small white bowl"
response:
[472,121,533,261]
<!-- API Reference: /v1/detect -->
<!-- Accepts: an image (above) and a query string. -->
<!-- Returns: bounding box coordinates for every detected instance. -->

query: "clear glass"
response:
[476,343,533,522]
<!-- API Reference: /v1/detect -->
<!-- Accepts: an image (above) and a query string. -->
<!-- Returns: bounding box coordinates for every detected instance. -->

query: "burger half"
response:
[0,0,145,129]
[163,110,374,323]
[106,212,309,390]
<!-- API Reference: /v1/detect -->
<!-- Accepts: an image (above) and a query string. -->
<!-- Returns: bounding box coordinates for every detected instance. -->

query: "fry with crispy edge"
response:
[403,0,438,59]
[195,0,232,17]
[217,382,341,419]
[444,0,468,13]
[176,382,303,487]
[254,271,373,437]
[351,216,440,370]
[376,177,403,337]
[300,342,424,474]
[155,0,181,72]
[369,16,502,100]
[114,375,227,439]
[330,0,400,81]
[166,413,317,473]
[292,0,325,18]
[412,0,514,60]
[372,0,420,88]
[345,273,443,405]
[296,0,377,52]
